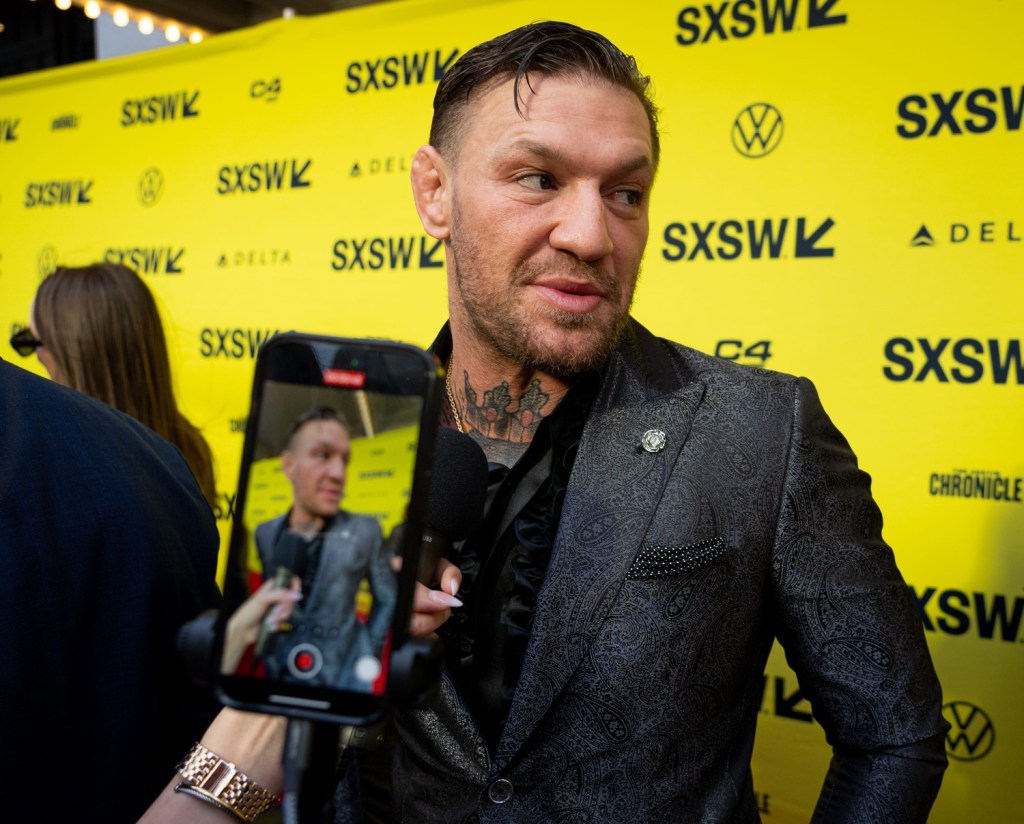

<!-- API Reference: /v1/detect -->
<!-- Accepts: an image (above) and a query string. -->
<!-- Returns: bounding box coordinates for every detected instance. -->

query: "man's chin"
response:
[526,323,626,377]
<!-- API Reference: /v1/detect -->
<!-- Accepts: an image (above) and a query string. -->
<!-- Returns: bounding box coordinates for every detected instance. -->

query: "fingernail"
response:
[450,580,459,597]
[428,590,463,608]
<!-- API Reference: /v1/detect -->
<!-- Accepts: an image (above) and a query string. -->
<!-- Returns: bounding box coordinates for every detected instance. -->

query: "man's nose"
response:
[327,456,346,479]
[548,186,614,262]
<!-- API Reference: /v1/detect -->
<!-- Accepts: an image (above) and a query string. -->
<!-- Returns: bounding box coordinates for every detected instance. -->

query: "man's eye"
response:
[611,189,643,207]
[518,173,555,191]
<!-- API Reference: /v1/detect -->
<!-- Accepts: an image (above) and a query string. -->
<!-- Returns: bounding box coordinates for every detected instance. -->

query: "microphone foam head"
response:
[426,427,489,540]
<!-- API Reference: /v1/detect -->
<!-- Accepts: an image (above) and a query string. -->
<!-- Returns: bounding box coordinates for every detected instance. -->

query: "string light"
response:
[52,0,209,46]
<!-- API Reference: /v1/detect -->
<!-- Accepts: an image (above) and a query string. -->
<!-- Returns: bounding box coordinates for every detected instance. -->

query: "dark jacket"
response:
[388,320,948,823]
[0,360,221,822]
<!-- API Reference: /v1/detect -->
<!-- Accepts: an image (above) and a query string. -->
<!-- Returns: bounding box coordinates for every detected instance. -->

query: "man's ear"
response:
[281,450,295,483]
[410,145,451,240]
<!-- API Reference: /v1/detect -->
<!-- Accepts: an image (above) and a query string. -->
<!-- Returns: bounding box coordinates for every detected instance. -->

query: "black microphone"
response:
[417,427,489,583]
[255,531,310,656]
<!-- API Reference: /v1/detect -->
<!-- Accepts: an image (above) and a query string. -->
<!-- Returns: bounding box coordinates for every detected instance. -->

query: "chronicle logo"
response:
[37,246,60,278]
[930,468,1023,503]
[349,156,412,177]
[216,249,292,268]
[138,167,165,206]
[51,114,79,130]
[943,701,994,761]
[732,103,783,157]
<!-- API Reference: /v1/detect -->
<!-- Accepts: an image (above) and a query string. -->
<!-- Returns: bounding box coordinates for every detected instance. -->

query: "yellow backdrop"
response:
[1,0,1020,819]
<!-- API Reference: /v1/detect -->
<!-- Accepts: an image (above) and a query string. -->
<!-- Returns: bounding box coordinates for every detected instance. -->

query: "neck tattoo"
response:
[445,354,464,434]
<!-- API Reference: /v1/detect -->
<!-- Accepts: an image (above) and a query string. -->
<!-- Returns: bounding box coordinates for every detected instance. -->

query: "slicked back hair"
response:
[430,20,659,167]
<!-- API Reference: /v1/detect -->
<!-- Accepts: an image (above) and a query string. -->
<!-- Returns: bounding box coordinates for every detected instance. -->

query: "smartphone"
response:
[216,332,440,725]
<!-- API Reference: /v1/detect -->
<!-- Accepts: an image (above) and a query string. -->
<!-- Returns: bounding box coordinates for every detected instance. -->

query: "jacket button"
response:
[487,778,513,804]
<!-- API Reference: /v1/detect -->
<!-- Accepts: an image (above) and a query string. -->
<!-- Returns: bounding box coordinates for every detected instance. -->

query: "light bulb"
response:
[165,24,180,42]
[112,8,129,26]
[84,1,100,19]
[138,16,154,34]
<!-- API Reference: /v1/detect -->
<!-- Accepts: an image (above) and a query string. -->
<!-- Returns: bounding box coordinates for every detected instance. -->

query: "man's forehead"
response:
[293,419,348,445]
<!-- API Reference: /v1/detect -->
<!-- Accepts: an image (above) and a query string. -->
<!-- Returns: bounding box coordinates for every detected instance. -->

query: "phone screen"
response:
[216,333,438,724]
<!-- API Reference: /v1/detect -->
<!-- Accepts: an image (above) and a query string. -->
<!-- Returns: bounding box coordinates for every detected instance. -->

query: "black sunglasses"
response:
[9,327,44,357]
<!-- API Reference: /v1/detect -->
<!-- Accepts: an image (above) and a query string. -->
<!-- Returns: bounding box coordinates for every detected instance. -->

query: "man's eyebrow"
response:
[505,139,654,177]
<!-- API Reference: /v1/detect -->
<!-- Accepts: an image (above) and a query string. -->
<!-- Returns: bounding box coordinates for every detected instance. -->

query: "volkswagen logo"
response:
[943,700,995,761]
[732,103,784,158]
[138,167,165,206]
[37,245,60,279]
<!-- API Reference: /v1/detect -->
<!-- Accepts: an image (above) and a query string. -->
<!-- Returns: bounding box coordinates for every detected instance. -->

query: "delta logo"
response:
[121,90,200,126]
[661,216,835,261]
[345,48,460,93]
[676,0,846,46]
[911,221,1021,246]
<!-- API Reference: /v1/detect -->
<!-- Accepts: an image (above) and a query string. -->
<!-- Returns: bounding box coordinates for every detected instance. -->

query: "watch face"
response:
[216,334,439,725]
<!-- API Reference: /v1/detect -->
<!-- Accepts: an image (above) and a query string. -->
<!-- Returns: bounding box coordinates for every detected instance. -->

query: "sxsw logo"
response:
[943,701,995,762]
[912,585,1024,643]
[199,328,280,359]
[1,118,19,141]
[345,48,460,93]
[676,0,846,46]
[24,179,94,207]
[331,236,444,271]
[897,85,1023,138]
[121,90,200,126]
[883,338,1023,384]
[104,246,185,275]
[912,222,1021,246]
[759,674,812,723]
[216,159,312,194]
[661,217,835,261]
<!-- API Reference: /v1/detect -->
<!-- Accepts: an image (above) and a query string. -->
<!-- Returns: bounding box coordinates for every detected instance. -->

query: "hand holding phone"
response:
[216,333,439,725]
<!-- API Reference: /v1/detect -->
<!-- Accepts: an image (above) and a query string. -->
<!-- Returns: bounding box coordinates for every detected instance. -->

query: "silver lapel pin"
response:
[641,429,667,453]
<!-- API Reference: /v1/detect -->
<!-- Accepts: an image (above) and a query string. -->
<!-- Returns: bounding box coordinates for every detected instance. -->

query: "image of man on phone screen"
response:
[251,406,397,693]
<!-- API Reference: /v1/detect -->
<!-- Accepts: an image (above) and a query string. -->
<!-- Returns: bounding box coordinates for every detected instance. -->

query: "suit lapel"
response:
[496,327,706,768]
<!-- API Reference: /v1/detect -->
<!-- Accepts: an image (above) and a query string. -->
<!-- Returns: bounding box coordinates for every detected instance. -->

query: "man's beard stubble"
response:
[449,210,638,379]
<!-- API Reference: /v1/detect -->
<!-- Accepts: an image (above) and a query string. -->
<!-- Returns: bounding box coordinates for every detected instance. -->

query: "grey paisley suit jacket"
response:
[388,321,947,823]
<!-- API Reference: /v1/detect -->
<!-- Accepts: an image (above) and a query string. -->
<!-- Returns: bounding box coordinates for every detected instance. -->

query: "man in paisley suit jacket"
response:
[250,407,397,692]
[143,20,947,824]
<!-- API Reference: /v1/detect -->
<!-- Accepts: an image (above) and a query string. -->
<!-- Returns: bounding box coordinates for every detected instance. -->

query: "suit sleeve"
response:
[364,519,398,652]
[770,377,948,823]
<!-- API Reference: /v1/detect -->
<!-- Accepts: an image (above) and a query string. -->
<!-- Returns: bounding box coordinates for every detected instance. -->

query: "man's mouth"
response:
[530,278,605,313]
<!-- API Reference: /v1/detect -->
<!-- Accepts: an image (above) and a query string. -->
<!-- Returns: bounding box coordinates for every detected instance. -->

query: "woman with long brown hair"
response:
[17,262,216,508]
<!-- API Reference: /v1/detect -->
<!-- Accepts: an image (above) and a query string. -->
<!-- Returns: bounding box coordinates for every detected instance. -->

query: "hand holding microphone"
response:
[410,427,488,636]
[253,531,310,657]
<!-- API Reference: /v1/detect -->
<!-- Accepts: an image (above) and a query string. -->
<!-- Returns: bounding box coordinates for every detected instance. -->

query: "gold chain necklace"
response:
[445,354,464,434]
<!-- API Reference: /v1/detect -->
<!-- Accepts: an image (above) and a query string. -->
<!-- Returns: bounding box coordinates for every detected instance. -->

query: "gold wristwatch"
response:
[175,742,278,822]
